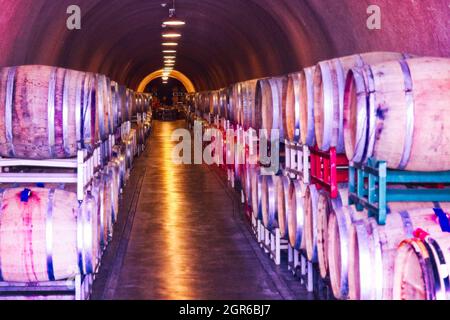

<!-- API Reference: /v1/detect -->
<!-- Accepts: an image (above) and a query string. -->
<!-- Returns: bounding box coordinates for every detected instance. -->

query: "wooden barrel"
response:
[141,93,151,114]
[95,74,112,140]
[222,87,232,122]
[136,93,145,116]
[112,145,127,188]
[92,175,109,248]
[241,80,260,130]
[129,91,138,118]
[210,91,220,116]
[393,230,450,300]
[287,179,307,250]
[261,175,281,231]
[327,204,366,299]
[304,184,320,261]
[241,165,250,204]
[250,169,263,220]
[107,161,121,224]
[0,187,97,282]
[299,66,316,146]
[255,77,287,139]
[285,72,302,142]
[0,65,98,159]
[121,87,132,123]
[132,122,145,149]
[314,52,407,152]
[344,57,450,171]
[276,176,291,238]
[348,205,450,300]
[316,186,348,279]
[110,81,122,132]
[231,83,243,126]
[219,88,229,120]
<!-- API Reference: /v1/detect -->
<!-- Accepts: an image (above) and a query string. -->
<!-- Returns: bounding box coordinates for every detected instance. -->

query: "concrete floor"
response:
[92,120,311,300]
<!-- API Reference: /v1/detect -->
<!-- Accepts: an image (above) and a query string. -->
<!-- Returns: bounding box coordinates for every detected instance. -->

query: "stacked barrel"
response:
[195,53,450,300]
[0,65,150,294]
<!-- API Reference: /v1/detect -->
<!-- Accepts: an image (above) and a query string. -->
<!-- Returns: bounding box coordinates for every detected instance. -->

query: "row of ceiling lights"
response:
[161,1,185,84]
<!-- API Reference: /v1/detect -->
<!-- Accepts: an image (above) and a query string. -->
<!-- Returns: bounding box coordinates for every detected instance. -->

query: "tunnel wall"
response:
[0,0,448,91]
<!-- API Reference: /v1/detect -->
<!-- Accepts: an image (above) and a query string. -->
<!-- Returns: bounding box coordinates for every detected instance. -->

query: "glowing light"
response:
[163,16,186,26]
[162,29,182,38]
[162,42,178,46]
[163,50,177,53]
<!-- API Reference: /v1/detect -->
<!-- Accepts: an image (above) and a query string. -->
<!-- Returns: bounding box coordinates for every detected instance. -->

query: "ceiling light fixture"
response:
[162,42,178,46]
[162,31,181,38]
[163,50,177,53]
[162,0,186,27]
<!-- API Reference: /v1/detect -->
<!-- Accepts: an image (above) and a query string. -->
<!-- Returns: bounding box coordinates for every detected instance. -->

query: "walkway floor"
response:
[92,120,311,300]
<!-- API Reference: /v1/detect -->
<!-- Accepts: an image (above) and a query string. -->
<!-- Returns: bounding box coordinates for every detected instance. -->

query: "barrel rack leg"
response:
[288,245,300,276]
[269,229,288,266]
[251,215,258,237]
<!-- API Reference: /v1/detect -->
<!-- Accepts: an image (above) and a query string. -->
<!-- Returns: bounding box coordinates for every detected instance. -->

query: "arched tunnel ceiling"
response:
[0,0,449,91]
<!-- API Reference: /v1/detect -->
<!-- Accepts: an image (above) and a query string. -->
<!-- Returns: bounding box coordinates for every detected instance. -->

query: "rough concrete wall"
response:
[0,0,448,91]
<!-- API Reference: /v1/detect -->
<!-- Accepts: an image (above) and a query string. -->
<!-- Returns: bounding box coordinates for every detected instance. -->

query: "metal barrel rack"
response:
[257,223,289,266]
[0,147,102,300]
[349,157,450,225]
[284,140,310,183]
[309,146,349,199]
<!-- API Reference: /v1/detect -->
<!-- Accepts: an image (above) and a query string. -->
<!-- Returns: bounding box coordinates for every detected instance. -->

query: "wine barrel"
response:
[0,187,97,282]
[250,169,263,220]
[327,204,366,299]
[129,90,138,118]
[110,81,121,132]
[285,72,302,142]
[121,87,132,123]
[0,65,98,159]
[261,175,281,231]
[112,145,127,188]
[348,205,450,300]
[304,184,320,262]
[92,175,108,248]
[393,230,450,300]
[276,176,291,238]
[314,52,408,152]
[210,91,220,116]
[96,74,112,140]
[107,161,121,224]
[231,83,243,126]
[219,88,229,120]
[241,164,251,205]
[240,80,260,130]
[226,86,235,123]
[344,57,450,171]
[141,93,152,114]
[287,179,307,250]
[255,77,287,139]
[299,66,316,146]
[316,186,348,280]
[132,122,145,150]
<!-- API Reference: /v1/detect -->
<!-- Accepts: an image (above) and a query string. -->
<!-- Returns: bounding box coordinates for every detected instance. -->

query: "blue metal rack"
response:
[349,158,450,225]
